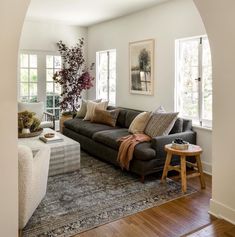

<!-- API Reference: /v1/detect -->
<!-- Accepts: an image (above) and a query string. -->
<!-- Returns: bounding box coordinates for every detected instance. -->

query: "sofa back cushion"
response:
[169,118,183,134]
[116,109,127,127]
[125,110,141,128]
[183,119,193,131]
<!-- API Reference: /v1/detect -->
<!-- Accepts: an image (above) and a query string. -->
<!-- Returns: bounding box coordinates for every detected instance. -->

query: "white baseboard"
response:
[201,161,212,175]
[209,199,235,225]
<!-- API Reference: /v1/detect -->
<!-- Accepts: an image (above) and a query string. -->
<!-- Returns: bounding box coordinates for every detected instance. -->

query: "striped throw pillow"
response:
[144,112,178,138]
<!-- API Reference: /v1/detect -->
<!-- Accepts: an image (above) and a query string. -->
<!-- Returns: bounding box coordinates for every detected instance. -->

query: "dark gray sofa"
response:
[63,107,196,181]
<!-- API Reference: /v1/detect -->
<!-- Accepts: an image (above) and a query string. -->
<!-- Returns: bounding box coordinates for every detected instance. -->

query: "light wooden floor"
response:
[74,174,235,237]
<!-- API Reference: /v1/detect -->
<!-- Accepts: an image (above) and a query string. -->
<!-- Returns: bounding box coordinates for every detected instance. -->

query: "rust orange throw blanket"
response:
[117,134,151,170]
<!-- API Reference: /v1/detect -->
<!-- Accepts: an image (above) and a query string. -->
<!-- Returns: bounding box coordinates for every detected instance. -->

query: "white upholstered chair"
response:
[18,101,55,130]
[18,145,50,230]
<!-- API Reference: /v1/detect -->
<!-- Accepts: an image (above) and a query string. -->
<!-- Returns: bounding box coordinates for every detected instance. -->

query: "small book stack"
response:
[39,134,63,144]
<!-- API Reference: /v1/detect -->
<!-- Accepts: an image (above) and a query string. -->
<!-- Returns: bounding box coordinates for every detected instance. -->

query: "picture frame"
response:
[129,39,155,95]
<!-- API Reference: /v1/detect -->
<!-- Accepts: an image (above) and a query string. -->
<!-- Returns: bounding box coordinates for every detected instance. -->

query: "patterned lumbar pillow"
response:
[76,99,102,118]
[128,112,152,134]
[83,100,109,121]
[91,108,120,127]
[145,112,179,138]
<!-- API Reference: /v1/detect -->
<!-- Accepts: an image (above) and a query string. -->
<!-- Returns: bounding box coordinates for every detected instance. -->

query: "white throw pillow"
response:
[153,105,166,113]
[76,99,102,118]
[83,101,109,121]
[128,112,151,134]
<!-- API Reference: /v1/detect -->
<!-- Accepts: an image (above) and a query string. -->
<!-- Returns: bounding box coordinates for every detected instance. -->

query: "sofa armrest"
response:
[151,131,196,159]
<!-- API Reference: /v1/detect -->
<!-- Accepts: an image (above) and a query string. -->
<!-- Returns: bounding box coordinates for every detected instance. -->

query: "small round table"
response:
[161,144,206,193]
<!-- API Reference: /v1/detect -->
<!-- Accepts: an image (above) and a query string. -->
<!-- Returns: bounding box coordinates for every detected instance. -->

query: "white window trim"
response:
[96,49,116,106]
[175,35,212,129]
[18,50,61,120]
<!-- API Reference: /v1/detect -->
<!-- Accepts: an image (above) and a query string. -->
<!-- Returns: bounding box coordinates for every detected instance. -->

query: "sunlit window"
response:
[175,36,212,128]
[96,49,116,105]
[19,54,38,102]
[46,55,61,120]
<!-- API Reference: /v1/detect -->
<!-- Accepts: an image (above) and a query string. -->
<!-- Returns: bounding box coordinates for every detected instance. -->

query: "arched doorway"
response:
[1,0,235,236]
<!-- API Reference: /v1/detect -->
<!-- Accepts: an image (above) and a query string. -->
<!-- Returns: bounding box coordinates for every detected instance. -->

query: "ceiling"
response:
[26,0,169,26]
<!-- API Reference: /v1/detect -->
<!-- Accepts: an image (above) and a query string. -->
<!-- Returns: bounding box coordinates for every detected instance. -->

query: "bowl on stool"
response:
[171,141,189,150]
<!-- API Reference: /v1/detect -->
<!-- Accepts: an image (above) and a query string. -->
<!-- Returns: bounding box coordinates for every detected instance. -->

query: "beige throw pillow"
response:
[128,112,151,134]
[76,99,102,118]
[145,112,179,138]
[83,101,109,121]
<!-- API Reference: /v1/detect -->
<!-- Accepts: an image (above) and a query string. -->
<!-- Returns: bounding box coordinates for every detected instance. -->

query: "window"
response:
[19,54,38,102]
[175,36,212,128]
[96,49,116,105]
[46,55,62,120]
[19,52,62,121]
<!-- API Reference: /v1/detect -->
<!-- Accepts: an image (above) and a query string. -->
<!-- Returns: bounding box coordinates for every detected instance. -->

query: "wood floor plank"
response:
[74,174,235,237]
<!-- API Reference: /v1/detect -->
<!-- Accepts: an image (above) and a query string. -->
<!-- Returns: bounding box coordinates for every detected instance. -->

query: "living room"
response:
[1,0,235,236]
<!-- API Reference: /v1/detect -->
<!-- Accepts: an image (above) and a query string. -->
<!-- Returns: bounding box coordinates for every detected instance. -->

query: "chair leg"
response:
[161,152,172,182]
[196,155,206,189]
[180,155,187,193]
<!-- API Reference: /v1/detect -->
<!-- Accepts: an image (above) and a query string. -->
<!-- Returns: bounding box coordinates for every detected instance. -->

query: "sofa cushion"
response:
[92,128,130,150]
[64,118,115,138]
[169,117,184,134]
[125,110,141,128]
[93,129,156,161]
[116,109,127,127]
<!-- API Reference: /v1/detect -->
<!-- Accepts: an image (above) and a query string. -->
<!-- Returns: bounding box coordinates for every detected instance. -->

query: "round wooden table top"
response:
[165,144,202,156]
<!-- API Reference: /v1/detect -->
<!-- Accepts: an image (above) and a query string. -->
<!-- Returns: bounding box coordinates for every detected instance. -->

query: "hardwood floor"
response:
[74,174,235,237]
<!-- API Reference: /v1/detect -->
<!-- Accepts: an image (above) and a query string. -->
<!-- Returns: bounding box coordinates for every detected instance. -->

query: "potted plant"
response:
[53,38,94,117]
[18,111,41,136]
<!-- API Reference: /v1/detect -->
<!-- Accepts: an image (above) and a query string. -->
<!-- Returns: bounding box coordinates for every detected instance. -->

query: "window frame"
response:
[175,35,212,128]
[19,53,38,102]
[96,49,116,106]
[18,50,61,121]
[46,55,62,120]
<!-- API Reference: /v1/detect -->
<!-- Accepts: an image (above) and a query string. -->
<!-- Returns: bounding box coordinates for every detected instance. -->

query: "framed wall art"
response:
[129,39,154,95]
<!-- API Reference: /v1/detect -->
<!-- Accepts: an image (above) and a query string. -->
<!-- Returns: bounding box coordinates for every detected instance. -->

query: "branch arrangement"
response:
[53,38,94,113]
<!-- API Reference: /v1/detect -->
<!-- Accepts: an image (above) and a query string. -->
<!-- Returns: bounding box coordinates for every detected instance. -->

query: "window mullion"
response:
[198,37,203,126]
[107,51,110,102]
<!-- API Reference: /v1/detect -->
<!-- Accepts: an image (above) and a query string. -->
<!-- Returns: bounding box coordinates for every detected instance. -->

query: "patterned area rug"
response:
[23,152,195,237]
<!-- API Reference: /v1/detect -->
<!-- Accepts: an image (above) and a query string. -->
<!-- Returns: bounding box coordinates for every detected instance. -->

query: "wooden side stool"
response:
[161,144,206,193]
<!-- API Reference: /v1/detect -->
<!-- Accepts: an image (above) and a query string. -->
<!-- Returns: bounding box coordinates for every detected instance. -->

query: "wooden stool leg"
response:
[196,155,206,189]
[161,152,172,182]
[180,156,187,193]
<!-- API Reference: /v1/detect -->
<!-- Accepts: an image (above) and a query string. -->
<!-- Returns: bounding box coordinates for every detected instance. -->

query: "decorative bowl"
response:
[44,133,55,139]
[171,141,189,150]
[18,128,43,138]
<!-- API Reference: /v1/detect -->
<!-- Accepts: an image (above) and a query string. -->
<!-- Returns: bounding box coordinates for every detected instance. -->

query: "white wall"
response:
[0,0,30,235]
[194,0,235,224]
[20,21,88,53]
[87,0,212,173]
[19,21,89,105]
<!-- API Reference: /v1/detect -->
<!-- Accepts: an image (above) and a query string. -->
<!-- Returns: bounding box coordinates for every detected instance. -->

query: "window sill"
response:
[193,125,212,132]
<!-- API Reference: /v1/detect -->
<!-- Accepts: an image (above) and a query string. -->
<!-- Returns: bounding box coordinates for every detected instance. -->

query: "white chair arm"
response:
[18,145,51,229]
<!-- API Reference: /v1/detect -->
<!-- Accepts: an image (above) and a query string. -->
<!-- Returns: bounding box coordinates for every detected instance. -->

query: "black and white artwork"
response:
[129,39,154,95]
